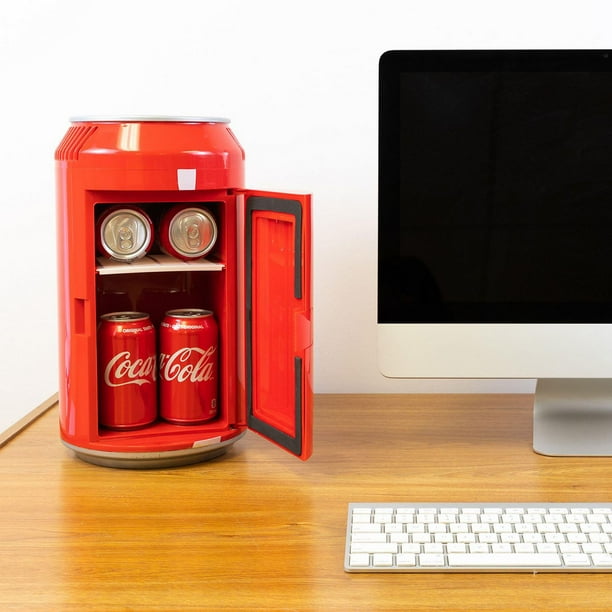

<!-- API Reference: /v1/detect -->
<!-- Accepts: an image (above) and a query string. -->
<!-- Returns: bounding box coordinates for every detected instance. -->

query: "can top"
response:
[168,207,218,258]
[165,308,214,319]
[70,115,230,124]
[99,207,153,262]
[101,312,150,322]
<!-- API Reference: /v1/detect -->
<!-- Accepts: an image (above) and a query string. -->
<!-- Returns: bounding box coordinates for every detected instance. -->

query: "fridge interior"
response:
[93,198,239,445]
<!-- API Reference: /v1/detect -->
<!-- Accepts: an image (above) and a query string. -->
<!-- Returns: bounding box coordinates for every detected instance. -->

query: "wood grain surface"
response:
[1,394,612,611]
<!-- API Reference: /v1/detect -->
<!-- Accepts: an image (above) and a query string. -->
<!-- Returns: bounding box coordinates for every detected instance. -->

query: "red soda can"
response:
[159,205,217,260]
[96,205,154,262]
[159,309,218,424]
[97,312,157,429]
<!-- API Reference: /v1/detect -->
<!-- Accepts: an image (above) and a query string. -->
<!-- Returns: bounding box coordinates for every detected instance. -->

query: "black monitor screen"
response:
[378,50,612,323]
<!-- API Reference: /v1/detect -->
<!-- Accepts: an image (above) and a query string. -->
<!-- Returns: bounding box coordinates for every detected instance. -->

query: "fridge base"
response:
[62,432,247,469]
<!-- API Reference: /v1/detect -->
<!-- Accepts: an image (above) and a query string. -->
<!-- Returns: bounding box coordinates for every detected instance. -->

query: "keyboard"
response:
[344,503,612,572]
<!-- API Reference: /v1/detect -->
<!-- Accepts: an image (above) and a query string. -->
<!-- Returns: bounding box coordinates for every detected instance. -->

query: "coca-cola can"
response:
[97,312,157,429]
[159,308,218,424]
[96,205,154,262]
[159,205,218,260]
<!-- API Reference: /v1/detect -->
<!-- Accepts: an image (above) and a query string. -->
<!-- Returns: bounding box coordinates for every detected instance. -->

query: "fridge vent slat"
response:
[55,125,98,161]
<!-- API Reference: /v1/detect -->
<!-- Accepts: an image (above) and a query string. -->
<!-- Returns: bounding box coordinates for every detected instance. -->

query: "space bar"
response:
[447,553,562,567]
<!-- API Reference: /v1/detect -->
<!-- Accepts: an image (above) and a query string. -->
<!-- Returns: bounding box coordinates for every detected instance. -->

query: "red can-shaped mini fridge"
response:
[55,116,313,468]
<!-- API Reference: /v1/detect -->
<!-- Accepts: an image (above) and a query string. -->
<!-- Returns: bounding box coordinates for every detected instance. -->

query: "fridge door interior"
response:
[244,192,312,459]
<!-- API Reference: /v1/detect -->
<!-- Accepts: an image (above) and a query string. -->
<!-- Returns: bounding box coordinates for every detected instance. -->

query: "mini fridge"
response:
[55,116,312,468]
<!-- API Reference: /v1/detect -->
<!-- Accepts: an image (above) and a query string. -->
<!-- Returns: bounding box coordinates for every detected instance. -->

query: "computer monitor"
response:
[378,49,612,456]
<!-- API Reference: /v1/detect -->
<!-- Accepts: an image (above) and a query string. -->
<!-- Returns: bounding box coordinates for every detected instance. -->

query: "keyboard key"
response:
[582,543,604,554]
[352,514,374,524]
[434,533,454,544]
[545,514,564,524]
[537,543,558,554]
[448,553,562,568]
[566,514,586,524]
[459,513,479,523]
[373,514,393,524]
[589,513,607,524]
[447,543,467,553]
[352,523,381,533]
[502,513,522,524]
[389,533,410,544]
[469,543,490,554]
[397,553,417,567]
[592,554,612,567]
[562,553,591,567]
[412,533,432,544]
[438,513,457,523]
[514,543,535,554]
[351,543,397,554]
[559,543,580,553]
[544,533,565,544]
[416,513,435,523]
[478,533,499,544]
[423,543,444,554]
[349,553,370,567]
[351,533,387,543]
[401,543,421,554]
[500,533,521,544]
[456,533,476,544]
[491,543,512,553]
[396,513,415,523]
[373,553,394,567]
[419,554,446,567]
[590,533,612,544]
[567,533,588,544]
[481,514,499,524]
[522,533,543,544]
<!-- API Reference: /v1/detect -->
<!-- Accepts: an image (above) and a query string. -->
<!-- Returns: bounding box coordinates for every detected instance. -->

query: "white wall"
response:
[1,0,609,432]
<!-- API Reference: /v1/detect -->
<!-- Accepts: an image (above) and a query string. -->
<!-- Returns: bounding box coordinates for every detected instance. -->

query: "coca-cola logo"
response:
[159,346,216,383]
[104,351,157,387]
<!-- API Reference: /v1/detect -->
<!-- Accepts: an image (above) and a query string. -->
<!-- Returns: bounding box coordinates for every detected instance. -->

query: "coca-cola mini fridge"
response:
[55,116,312,468]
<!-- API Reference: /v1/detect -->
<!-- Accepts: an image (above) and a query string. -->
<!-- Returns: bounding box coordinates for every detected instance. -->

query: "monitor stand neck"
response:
[534,378,612,456]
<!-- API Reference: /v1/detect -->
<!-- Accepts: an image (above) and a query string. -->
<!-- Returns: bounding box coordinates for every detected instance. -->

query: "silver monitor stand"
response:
[534,378,612,456]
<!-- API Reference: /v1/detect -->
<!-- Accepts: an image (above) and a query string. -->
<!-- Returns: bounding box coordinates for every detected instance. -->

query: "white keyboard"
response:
[345,503,612,572]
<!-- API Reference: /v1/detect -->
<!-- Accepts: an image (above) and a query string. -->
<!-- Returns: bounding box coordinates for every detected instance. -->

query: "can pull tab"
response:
[118,225,134,251]
[186,223,200,248]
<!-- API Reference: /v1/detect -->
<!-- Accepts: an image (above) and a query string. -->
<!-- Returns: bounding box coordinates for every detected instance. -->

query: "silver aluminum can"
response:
[160,205,218,260]
[96,206,154,262]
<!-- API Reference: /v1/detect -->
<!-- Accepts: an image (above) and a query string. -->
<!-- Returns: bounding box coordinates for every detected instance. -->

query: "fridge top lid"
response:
[69,115,231,124]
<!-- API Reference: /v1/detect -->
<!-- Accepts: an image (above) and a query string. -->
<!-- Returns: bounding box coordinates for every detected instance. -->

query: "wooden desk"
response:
[2,394,612,611]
